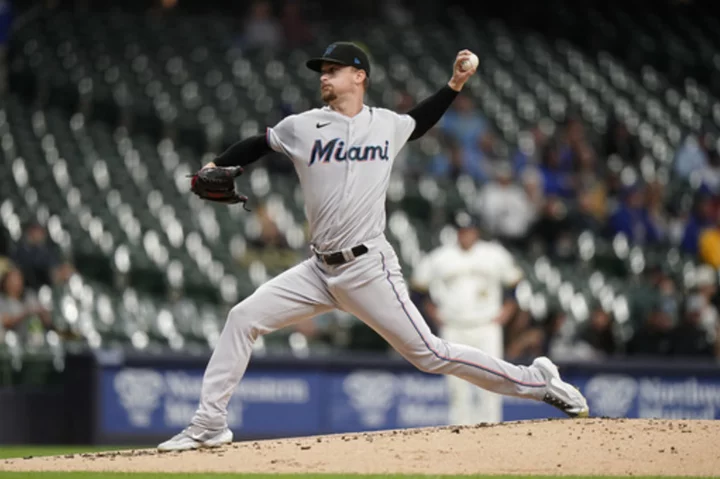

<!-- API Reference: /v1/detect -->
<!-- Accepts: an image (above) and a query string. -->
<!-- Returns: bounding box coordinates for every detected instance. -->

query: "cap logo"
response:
[324,44,337,56]
[354,57,361,64]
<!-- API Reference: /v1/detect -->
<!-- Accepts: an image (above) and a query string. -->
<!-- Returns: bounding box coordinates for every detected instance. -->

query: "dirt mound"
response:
[1,419,717,476]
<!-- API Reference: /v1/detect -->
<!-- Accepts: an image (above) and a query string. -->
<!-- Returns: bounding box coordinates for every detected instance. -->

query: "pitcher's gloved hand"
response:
[189,166,250,210]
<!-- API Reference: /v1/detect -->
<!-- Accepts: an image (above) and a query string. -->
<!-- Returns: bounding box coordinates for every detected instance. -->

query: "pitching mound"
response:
[2,419,718,476]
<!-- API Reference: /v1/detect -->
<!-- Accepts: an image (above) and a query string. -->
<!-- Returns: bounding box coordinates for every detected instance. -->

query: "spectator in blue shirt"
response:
[511,126,548,177]
[681,190,717,255]
[428,137,488,183]
[439,95,488,155]
[539,143,576,199]
[557,117,585,171]
[609,184,663,245]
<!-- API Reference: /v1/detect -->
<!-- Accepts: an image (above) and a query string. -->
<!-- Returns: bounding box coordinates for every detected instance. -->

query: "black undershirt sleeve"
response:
[406,85,460,141]
[213,134,273,168]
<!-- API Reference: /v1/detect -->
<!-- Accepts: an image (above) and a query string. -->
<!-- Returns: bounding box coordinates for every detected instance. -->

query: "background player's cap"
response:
[453,211,479,230]
[306,42,371,77]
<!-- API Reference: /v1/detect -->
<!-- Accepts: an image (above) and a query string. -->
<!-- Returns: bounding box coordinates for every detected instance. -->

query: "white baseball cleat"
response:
[157,425,233,452]
[532,356,590,418]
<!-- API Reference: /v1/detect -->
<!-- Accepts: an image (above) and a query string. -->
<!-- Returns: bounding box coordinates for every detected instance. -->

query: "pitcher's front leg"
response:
[158,260,336,452]
[194,260,336,429]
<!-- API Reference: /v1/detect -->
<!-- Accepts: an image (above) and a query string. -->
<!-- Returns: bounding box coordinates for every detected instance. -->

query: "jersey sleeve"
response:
[266,114,298,157]
[496,246,524,286]
[393,112,417,151]
[410,250,435,292]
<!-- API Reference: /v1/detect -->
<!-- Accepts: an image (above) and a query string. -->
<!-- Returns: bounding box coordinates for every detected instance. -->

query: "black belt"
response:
[314,244,369,265]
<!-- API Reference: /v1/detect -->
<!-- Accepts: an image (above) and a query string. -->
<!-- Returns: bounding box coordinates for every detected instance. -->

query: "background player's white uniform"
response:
[413,239,523,424]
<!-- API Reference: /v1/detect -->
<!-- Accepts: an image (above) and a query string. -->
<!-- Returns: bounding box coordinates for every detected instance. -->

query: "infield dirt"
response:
[1,419,718,476]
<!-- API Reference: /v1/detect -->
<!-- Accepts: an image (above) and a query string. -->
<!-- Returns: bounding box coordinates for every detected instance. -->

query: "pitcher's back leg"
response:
[192,259,335,429]
[335,248,547,400]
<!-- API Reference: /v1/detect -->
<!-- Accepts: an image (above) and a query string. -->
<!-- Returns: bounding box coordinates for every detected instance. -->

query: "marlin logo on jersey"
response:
[309,138,390,166]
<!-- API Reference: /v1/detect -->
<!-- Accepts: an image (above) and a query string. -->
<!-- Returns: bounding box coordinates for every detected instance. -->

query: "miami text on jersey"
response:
[309,138,390,165]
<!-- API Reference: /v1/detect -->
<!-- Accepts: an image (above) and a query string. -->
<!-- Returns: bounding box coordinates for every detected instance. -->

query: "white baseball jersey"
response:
[266,105,416,251]
[412,240,523,327]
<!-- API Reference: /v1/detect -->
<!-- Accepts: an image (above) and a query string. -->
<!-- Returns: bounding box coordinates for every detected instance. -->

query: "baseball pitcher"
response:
[159,42,588,451]
[412,214,522,425]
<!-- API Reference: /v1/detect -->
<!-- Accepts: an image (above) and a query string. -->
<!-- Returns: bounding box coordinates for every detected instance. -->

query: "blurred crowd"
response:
[2,0,719,364]
[0,222,76,347]
[423,94,720,263]
[406,92,720,362]
[234,0,316,52]
[501,261,720,363]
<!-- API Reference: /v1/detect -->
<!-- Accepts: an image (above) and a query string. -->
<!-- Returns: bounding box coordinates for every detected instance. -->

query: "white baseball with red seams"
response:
[461,53,479,71]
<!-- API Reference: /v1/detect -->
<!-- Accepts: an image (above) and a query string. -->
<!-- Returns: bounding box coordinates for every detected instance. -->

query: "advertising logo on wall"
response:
[584,374,638,418]
[102,367,322,435]
[342,370,397,428]
[99,365,720,440]
[113,368,165,428]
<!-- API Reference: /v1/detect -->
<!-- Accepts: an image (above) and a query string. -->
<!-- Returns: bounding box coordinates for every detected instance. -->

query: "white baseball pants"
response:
[441,324,504,425]
[191,236,546,429]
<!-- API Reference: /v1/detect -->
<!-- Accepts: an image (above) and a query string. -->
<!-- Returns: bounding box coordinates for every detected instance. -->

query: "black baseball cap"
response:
[306,42,371,77]
[453,211,480,230]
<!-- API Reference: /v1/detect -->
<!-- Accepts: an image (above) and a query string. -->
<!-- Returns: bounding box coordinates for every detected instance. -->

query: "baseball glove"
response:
[189,166,250,209]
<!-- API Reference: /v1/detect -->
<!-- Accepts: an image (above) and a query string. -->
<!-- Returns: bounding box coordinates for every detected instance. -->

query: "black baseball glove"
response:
[189,166,250,209]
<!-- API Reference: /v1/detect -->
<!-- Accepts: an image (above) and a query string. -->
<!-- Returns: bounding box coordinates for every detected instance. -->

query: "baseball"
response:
[461,53,479,71]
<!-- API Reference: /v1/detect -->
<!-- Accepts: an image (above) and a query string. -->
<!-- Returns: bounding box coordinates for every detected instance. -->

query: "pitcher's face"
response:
[319,62,364,103]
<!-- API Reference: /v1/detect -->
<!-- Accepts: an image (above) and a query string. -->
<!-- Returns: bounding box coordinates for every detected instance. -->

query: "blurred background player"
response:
[412,211,523,424]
